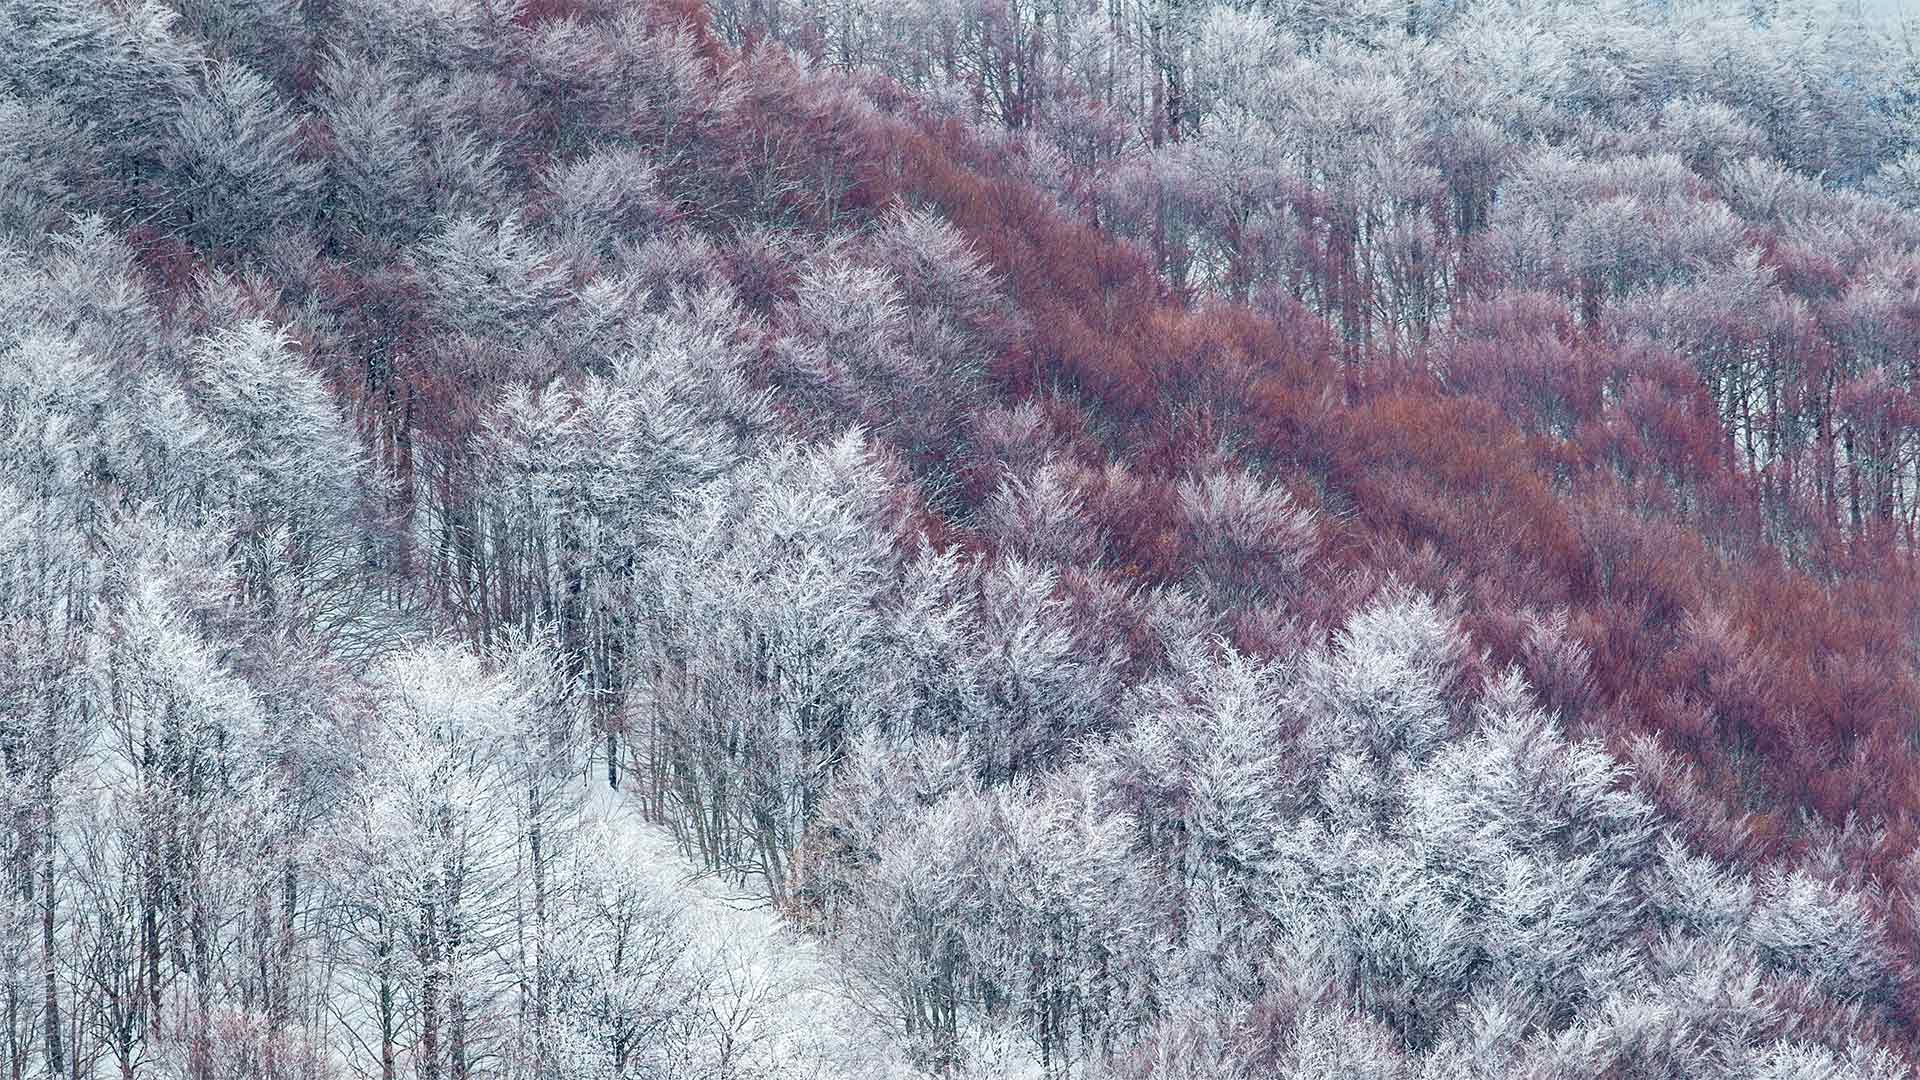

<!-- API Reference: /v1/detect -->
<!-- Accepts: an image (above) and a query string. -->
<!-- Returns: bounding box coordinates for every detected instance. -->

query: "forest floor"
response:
[581,779,912,1079]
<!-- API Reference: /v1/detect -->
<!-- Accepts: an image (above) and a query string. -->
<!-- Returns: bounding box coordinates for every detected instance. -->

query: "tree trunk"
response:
[419,896,440,1080]
[6,980,22,1080]
[39,788,62,1080]
[270,859,297,1075]
[142,889,161,1045]
[377,920,397,1080]
[449,991,467,1080]
[446,844,467,1080]
[1845,424,1861,533]
[529,795,548,1080]
[7,790,31,1080]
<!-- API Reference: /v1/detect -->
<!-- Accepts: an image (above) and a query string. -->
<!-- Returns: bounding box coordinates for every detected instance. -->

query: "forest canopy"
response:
[6,0,1920,1077]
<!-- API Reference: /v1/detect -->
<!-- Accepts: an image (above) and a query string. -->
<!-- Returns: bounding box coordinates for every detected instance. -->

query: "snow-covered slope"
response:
[580,780,911,1080]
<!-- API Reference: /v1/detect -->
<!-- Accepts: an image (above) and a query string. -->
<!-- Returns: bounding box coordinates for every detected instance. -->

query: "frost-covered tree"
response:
[1295,586,1469,786]
[344,641,566,1080]
[0,0,197,183]
[186,318,362,617]
[168,0,305,77]
[541,145,673,261]
[636,429,906,901]
[965,556,1122,784]
[0,96,103,240]
[316,51,504,251]
[1402,668,1660,1030]
[830,769,1153,1075]
[89,562,283,1080]
[982,463,1105,569]
[1175,467,1320,606]
[413,213,571,345]
[475,292,770,777]
[545,823,703,1079]
[163,61,319,250]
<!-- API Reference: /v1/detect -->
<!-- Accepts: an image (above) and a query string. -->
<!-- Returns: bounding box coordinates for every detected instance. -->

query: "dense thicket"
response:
[6,0,1920,1077]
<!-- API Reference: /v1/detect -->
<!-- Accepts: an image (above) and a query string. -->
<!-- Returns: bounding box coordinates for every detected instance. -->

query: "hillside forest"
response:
[10,0,1920,1076]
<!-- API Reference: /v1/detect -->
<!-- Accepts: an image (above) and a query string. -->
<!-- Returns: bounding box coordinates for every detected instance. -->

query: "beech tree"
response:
[1175,466,1320,606]
[316,51,505,252]
[0,96,102,240]
[475,291,769,777]
[541,145,673,261]
[92,564,285,1080]
[169,0,306,76]
[635,429,905,902]
[163,61,319,251]
[0,0,197,189]
[344,639,593,1080]
[544,823,703,1080]
[965,556,1123,784]
[412,214,571,347]
[983,462,1107,569]
[186,319,363,619]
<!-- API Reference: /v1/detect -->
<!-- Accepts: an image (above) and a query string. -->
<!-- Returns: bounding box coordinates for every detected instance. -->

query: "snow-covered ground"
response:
[579,780,911,1080]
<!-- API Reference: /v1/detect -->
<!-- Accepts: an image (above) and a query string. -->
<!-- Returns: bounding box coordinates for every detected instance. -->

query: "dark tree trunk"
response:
[419,896,440,1080]
[376,921,397,1080]
[38,790,61,1080]
[529,798,548,1080]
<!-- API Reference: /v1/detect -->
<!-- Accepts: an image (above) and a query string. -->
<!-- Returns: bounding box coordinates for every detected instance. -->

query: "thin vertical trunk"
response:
[398,385,417,515]
[1820,367,1837,524]
[6,981,21,1080]
[1740,374,1758,475]
[1147,19,1165,150]
[1163,56,1182,145]
[446,838,467,1080]
[419,895,440,1080]
[191,886,213,1080]
[449,991,467,1080]
[39,783,62,1080]
[142,891,161,1044]
[271,860,297,1071]
[1875,425,1896,524]
[529,793,548,1080]
[377,920,397,1080]
[7,793,31,1080]
[1765,355,1781,531]
[1845,424,1862,533]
